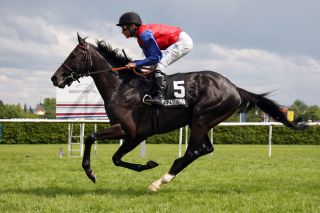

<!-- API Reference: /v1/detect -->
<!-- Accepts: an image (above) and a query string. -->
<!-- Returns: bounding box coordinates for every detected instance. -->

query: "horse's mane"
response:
[96,41,139,81]
[96,41,130,67]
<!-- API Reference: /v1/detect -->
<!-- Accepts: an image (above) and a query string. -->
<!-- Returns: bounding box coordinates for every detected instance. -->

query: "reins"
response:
[114,48,156,76]
[87,66,155,77]
[63,43,157,85]
[111,66,155,76]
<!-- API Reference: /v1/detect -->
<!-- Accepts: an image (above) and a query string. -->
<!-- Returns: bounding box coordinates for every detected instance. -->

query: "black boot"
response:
[147,75,166,106]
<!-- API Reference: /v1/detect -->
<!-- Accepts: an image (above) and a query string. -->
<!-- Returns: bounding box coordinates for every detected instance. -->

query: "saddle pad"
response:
[163,73,188,107]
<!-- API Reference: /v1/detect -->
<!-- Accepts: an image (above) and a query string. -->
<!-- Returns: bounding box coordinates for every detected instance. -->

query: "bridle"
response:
[61,42,157,86]
[61,43,95,85]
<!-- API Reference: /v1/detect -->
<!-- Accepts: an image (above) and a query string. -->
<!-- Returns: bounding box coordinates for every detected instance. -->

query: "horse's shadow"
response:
[0,184,250,198]
[0,186,150,198]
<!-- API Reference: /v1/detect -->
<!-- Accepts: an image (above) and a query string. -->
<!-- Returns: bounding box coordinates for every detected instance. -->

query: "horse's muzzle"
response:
[51,75,66,88]
[51,75,58,86]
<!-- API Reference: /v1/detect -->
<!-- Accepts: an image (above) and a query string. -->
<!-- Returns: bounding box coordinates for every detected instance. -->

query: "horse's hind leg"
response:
[148,124,213,192]
[82,124,125,183]
[148,109,235,192]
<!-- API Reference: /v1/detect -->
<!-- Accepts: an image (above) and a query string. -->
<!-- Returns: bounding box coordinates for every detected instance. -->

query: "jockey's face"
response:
[121,24,136,38]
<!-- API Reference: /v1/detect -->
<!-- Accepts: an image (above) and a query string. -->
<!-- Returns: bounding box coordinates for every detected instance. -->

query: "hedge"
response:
[0,123,319,145]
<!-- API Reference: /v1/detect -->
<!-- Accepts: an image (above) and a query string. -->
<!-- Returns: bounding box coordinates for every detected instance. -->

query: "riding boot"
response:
[147,75,166,106]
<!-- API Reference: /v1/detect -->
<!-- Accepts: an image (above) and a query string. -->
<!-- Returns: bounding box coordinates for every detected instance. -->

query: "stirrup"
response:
[142,94,152,105]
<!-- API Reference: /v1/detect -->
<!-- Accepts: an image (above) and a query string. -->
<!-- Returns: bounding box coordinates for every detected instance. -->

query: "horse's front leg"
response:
[82,124,125,183]
[112,137,159,172]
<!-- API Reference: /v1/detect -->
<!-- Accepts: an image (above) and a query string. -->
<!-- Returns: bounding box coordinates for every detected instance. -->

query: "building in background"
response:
[34,104,45,116]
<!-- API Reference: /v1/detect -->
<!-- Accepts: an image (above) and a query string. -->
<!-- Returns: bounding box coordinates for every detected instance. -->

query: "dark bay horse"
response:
[51,34,307,192]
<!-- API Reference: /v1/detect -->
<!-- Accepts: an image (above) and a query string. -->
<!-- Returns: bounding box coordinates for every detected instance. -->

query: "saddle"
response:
[140,73,188,107]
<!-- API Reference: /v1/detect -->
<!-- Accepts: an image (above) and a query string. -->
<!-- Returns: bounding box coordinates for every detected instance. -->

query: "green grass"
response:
[0,144,319,212]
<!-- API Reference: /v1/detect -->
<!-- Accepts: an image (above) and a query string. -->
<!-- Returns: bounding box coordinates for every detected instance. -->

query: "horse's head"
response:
[51,33,93,88]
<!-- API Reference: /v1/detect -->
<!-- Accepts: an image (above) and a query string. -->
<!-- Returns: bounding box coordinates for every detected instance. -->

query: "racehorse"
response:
[51,34,307,192]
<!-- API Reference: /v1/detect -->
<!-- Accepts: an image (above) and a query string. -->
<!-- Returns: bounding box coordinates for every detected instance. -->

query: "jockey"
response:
[116,12,193,106]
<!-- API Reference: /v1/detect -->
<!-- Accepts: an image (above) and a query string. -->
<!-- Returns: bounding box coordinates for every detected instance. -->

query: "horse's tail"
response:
[236,87,308,130]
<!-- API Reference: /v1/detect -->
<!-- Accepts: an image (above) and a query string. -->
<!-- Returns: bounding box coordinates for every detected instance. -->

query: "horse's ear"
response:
[77,32,85,44]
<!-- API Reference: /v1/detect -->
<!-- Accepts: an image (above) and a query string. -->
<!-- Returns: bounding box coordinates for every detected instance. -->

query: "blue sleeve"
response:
[135,30,162,67]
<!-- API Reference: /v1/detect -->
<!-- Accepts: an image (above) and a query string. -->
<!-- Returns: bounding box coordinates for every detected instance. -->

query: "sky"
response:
[0,0,319,108]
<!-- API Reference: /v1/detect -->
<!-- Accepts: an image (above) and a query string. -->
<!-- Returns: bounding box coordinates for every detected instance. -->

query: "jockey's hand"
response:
[125,62,136,69]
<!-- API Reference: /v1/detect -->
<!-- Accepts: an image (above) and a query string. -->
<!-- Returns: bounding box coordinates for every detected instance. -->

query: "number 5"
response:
[173,81,185,98]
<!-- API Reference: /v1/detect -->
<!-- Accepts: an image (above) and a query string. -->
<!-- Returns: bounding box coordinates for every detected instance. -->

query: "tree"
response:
[23,104,28,112]
[43,98,56,119]
[0,101,38,119]
[29,106,33,113]
[289,100,308,119]
[304,105,320,122]
[0,104,21,118]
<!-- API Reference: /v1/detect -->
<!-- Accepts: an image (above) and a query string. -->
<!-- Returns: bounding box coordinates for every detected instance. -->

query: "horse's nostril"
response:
[51,76,59,86]
[51,76,57,82]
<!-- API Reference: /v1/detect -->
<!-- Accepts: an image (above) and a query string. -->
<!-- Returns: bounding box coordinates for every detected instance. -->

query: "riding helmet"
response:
[117,12,142,26]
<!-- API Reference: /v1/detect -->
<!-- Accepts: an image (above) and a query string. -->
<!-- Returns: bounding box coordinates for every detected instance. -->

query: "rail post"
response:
[268,125,273,158]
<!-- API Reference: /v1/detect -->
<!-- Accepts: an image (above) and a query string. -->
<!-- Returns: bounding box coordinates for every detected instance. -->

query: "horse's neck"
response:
[90,54,121,104]
[91,74,117,103]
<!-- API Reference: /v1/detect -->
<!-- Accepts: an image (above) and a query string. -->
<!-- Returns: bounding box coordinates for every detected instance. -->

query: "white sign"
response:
[56,78,107,119]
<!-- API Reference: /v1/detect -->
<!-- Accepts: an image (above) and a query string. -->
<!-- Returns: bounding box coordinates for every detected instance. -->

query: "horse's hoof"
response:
[147,160,159,169]
[86,171,96,183]
[148,183,159,192]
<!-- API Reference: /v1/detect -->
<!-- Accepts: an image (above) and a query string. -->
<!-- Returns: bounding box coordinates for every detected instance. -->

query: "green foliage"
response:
[213,126,320,145]
[43,98,56,118]
[0,103,22,118]
[0,102,38,119]
[303,105,320,121]
[1,123,68,144]
[144,125,319,145]
[289,99,308,118]
[0,123,319,145]
[0,97,56,119]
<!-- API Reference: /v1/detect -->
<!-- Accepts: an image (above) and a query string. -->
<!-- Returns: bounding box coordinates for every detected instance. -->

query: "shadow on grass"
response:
[0,187,149,198]
[0,184,256,198]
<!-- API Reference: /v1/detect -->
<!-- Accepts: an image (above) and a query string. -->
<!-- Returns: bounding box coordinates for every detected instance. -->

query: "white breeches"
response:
[155,31,193,77]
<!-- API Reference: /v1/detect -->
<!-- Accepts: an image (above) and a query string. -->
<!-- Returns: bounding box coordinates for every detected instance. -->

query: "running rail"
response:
[0,119,110,123]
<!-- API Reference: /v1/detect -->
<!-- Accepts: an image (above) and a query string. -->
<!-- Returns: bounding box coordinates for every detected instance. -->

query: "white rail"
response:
[0,119,110,123]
